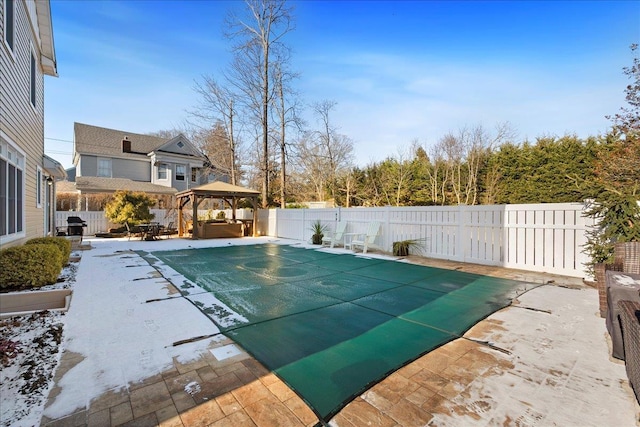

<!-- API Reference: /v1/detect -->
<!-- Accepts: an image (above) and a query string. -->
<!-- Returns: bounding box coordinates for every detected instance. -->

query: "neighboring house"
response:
[60,122,222,210]
[1,0,65,248]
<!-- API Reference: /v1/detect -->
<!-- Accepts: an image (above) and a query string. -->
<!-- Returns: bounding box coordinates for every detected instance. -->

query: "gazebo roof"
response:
[176,181,260,199]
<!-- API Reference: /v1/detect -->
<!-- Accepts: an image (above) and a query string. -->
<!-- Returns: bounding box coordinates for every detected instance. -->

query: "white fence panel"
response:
[55,211,107,236]
[56,209,179,235]
[150,209,177,227]
[58,202,593,277]
[262,202,593,278]
[501,203,591,277]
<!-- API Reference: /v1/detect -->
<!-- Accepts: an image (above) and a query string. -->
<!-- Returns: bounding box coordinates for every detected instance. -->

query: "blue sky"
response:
[44,0,639,169]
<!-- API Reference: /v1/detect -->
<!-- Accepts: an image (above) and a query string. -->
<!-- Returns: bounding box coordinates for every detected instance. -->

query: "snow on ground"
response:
[0,236,291,426]
[431,285,640,426]
[0,247,82,427]
[42,237,288,422]
[0,311,65,427]
[2,236,639,426]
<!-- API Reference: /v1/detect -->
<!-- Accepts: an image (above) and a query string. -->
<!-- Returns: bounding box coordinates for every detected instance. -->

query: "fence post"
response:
[384,206,391,252]
[302,208,306,242]
[274,208,279,238]
[457,205,467,262]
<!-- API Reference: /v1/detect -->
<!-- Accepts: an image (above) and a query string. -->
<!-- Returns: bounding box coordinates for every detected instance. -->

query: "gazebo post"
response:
[177,196,183,236]
[192,195,199,239]
[252,197,258,237]
[232,197,237,221]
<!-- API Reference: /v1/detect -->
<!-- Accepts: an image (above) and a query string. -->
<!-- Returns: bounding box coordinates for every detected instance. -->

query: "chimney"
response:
[122,136,131,153]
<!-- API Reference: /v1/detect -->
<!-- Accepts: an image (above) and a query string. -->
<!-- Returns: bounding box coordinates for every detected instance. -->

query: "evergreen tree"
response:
[105,191,155,227]
[583,45,640,272]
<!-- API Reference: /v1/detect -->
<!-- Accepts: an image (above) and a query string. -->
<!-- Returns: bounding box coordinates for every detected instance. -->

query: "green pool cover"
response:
[147,244,536,422]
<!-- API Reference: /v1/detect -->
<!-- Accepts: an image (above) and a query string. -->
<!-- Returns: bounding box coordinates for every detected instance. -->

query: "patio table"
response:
[342,233,361,251]
[138,223,161,241]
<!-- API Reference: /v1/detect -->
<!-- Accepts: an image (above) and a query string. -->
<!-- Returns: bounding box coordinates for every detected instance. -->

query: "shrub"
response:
[25,237,71,268]
[0,244,63,289]
[105,190,155,226]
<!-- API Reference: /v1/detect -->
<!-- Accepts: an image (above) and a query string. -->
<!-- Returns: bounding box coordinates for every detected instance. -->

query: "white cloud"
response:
[296,51,624,165]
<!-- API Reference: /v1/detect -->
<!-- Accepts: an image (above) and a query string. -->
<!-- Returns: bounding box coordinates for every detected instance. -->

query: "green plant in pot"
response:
[583,192,640,277]
[310,220,327,245]
[392,239,424,257]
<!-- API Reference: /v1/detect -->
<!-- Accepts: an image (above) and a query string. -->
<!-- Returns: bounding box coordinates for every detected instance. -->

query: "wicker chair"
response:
[618,299,640,404]
[614,242,640,274]
[597,242,640,318]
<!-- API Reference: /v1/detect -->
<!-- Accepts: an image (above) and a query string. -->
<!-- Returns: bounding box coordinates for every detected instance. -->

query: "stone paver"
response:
[40,244,640,427]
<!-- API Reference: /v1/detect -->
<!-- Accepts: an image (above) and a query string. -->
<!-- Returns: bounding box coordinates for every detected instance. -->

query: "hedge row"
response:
[0,237,70,290]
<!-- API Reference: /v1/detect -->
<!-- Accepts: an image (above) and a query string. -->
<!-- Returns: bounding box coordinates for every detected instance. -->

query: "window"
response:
[191,167,197,182]
[1,137,25,239]
[97,158,112,177]
[36,166,42,208]
[176,165,186,181]
[4,0,14,52]
[157,163,168,180]
[30,50,36,107]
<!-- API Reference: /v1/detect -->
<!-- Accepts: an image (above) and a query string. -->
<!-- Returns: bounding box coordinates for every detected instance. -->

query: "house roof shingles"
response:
[72,177,177,195]
[74,123,168,159]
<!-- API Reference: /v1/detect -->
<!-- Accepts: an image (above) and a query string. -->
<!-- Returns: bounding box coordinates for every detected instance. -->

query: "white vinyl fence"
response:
[57,203,594,278]
[264,203,594,278]
[55,208,254,236]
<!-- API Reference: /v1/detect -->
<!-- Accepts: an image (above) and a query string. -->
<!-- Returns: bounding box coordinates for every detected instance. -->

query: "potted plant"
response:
[392,239,424,257]
[309,220,327,245]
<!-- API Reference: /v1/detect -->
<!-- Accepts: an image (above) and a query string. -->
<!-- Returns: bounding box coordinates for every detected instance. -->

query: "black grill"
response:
[66,216,87,238]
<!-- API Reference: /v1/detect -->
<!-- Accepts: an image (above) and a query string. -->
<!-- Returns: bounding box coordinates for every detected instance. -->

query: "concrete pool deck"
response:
[40,237,640,426]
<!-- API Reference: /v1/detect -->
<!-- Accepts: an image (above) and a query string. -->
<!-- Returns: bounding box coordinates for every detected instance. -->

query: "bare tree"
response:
[336,170,356,207]
[308,100,354,203]
[225,0,294,207]
[422,142,444,205]
[191,77,241,185]
[481,162,502,204]
[192,124,240,184]
[433,123,513,205]
[376,148,413,206]
[272,59,303,207]
[295,133,328,201]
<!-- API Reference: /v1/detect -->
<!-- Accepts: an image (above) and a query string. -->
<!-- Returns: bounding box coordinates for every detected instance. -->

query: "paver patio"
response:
[39,237,639,426]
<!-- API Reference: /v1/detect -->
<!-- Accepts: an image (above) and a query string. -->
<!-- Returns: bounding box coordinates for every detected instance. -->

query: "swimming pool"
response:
[145,243,536,422]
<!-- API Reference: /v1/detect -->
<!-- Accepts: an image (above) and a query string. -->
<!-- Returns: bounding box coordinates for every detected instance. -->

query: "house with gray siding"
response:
[1,0,65,248]
[64,122,218,210]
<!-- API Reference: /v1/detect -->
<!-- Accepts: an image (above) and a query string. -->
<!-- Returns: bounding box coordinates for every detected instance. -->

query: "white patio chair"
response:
[347,221,381,254]
[322,221,348,248]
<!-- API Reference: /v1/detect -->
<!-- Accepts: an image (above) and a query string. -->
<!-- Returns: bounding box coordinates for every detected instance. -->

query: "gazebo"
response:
[175,181,260,239]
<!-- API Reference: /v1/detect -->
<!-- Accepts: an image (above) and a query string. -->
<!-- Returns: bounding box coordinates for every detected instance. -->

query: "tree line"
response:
[156,0,636,211]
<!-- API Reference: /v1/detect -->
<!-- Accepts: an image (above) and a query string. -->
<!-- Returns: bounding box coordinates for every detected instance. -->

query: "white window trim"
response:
[191,167,197,183]
[157,163,168,180]
[97,157,112,177]
[3,0,16,59]
[36,165,42,208]
[175,164,186,181]
[0,131,26,245]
